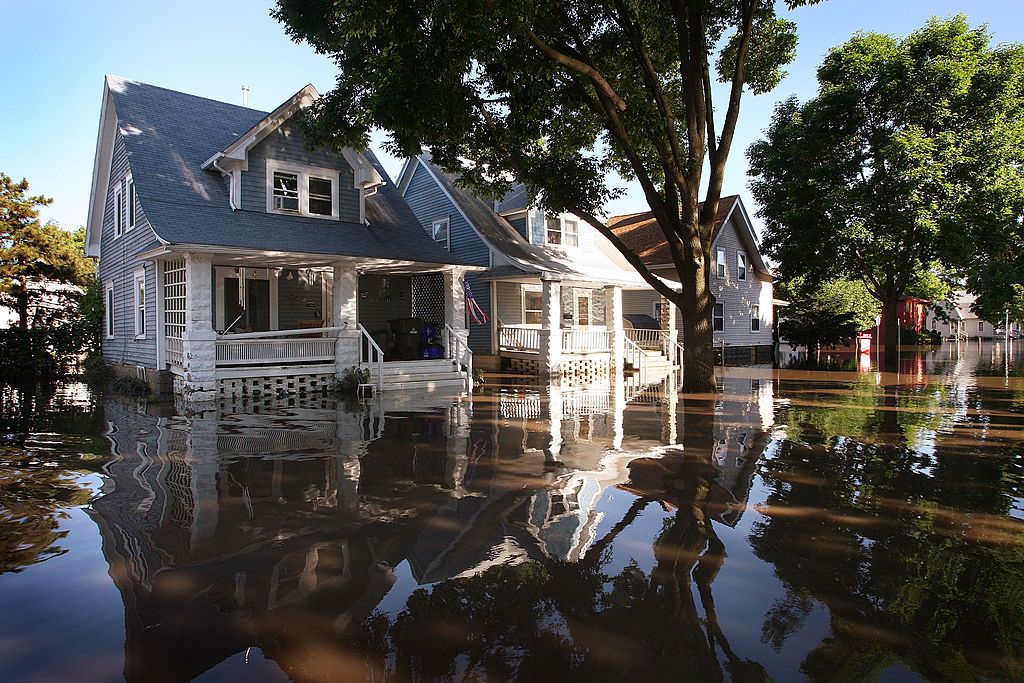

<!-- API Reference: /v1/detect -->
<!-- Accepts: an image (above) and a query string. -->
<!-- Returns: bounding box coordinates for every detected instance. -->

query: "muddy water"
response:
[0,342,1022,682]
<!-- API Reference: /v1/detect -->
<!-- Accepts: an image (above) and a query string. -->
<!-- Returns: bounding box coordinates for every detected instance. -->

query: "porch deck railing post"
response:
[332,262,361,379]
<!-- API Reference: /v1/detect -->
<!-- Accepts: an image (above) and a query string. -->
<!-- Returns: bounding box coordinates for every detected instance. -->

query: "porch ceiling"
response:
[138,245,485,274]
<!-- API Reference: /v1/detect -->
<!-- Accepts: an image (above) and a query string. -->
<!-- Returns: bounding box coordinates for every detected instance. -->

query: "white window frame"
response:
[750,304,760,333]
[978,320,984,332]
[126,175,137,231]
[522,284,543,325]
[104,281,115,337]
[716,248,726,278]
[114,181,124,238]
[133,268,146,338]
[563,218,579,247]
[265,160,340,220]
[545,215,562,245]
[713,302,724,332]
[652,301,662,321]
[430,216,450,250]
[737,252,747,281]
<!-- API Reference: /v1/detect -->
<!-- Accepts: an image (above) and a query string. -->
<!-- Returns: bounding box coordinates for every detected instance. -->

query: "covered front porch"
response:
[489,274,681,379]
[148,249,475,399]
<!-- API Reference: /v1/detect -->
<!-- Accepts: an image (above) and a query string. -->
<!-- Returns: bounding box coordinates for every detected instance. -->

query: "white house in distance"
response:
[926,291,1018,339]
[601,196,776,364]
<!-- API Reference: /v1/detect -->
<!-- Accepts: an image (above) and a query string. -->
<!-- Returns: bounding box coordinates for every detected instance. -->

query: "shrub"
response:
[325,366,371,395]
[107,376,150,397]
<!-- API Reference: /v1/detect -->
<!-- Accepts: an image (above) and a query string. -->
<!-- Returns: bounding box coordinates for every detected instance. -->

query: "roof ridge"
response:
[106,75,268,115]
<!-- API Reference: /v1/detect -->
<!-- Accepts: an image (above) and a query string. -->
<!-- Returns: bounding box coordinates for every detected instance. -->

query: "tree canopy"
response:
[777,277,879,352]
[273,0,819,390]
[748,16,1024,365]
[0,174,94,383]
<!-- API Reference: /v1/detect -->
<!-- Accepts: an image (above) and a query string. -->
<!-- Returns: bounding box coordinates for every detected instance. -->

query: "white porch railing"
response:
[499,325,541,352]
[357,324,384,394]
[562,328,610,353]
[166,337,184,367]
[624,335,655,371]
[662,331,684,367]
[625,328,663,350]
[215,327,341,367]
[446,324,473,392]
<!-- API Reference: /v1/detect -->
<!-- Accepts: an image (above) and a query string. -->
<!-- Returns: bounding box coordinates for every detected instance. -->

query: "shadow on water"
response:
[0,341,1023,682]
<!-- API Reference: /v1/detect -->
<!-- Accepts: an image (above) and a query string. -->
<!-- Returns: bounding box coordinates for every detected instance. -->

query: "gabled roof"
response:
[397,154,648,286]
[608,196,770,275]
[85,77,468,267]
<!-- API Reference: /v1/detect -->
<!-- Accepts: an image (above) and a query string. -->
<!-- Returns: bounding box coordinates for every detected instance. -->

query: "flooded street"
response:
[1,342,1022,682]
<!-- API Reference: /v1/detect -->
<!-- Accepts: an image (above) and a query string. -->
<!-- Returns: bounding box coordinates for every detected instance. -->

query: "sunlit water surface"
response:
[1,342,1022,682]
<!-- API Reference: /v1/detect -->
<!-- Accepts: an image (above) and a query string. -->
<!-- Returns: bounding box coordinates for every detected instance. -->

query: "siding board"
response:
[98,131,160,368]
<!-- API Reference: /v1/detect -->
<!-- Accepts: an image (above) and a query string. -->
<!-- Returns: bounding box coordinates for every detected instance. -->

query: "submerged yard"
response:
[1,342,1022,682]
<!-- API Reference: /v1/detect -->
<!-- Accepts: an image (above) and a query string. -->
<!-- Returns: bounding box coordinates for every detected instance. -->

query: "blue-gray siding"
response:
[240,121,361,222]
[402,161,492,353]
[98,131,160,369]
[278,269,326,328]
[508,216,528,241]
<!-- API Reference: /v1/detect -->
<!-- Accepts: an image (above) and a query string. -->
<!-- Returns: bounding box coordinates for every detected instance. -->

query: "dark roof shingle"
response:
[607,197,739,267]
[106,77,470,266]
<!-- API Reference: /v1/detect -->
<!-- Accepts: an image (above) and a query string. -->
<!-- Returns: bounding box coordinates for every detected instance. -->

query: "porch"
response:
[491,277,681,378]
[152,251,474,399]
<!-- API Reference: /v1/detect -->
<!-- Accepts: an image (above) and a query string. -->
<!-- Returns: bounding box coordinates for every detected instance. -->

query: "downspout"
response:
[210,153,237,210]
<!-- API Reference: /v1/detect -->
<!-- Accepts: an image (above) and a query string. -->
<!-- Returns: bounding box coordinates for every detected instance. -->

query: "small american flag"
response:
[464,280,489,325]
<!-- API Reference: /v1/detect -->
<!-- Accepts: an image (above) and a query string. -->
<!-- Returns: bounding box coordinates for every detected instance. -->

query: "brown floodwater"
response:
[1,341,1022,682]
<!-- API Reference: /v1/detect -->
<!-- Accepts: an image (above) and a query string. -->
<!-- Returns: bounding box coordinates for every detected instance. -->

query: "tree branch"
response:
[525,29,627,112]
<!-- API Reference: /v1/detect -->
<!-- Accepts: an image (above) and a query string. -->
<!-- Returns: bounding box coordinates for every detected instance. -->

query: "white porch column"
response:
[660,294,678,363]
[332,262,360,375]
[443,268,467,338]
[604,285,624,379]
[182,252,217,401]
[538,276,563,379]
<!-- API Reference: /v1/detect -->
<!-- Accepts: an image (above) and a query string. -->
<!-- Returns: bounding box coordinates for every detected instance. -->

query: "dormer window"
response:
[266,161,339,219]
[272,171,300,212]
[563,219,579,247]
[430,217,450,250]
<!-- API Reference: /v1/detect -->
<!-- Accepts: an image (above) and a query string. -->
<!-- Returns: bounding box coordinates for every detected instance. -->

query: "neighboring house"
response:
[396,155,675,379]
[604,196,776,364]
[86,76,479,400]
[926,291,1010,339]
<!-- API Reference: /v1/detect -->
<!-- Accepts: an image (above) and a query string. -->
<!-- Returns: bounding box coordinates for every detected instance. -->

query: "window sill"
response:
[268,209,339,221]
[135,334,147,340]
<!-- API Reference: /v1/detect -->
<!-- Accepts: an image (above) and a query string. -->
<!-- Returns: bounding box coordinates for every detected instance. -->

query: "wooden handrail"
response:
[218,326,343,340]
[357,324,384,393]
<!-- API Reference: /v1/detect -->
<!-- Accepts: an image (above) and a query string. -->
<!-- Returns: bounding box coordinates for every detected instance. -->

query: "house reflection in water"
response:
[88,371,774,680]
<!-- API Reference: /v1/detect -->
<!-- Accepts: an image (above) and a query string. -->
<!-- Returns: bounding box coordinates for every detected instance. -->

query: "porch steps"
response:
[368,359,468,392]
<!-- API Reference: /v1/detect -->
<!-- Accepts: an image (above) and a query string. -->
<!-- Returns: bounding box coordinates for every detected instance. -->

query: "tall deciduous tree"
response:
[748,16,1024,370]
[273,0,816,391]
[776,277,878,355]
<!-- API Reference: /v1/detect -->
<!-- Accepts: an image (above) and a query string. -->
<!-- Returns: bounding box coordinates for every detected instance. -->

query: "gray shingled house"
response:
[86,77,480,400]
[396,154,679,381]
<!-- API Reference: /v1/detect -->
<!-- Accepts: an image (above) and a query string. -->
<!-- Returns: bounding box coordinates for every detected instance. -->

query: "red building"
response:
[869,297,929,342]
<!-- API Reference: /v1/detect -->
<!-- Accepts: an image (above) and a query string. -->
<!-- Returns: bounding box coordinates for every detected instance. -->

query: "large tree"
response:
[748,16,1024,370]
[273,0,816,391]
[0,174,94,382]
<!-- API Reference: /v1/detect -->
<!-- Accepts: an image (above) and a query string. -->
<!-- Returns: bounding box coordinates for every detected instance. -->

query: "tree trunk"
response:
[679,235,716,392]
[17,278,29,332]
[880,295,900,373]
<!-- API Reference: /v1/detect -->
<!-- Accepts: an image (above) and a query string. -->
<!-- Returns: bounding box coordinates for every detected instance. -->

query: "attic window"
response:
[272,171,300,212]
[545,215,561,245]
[266,161,339,220]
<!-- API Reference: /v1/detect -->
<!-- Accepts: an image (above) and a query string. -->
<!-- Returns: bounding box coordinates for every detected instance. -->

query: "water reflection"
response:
[1,343,1023,681]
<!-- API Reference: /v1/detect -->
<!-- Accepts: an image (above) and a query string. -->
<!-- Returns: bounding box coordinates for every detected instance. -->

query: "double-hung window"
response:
[430,217,450,249]
[114,182,125,237]
[523,286,543,324]
[267,162,338,218]
[563,219,579,247]
[713,302,725,332]
[133,269,146,338]
[272,171,300,212]
[737,252,747,281]
[716,248,726,278]
[105,282,115,337]
[545,216,562,245]
[126,176,137,230]
[750,304,761,333]
[307,176,333,216]
[978,320,984,332]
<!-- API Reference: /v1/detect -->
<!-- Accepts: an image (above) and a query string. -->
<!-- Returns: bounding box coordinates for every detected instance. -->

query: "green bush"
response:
[81,352,112,387]
[325,366,371,395]
[107,376,150,397]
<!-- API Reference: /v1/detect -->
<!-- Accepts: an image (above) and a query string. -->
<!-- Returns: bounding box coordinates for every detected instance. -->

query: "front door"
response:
[575,289,591,327]
[223,278,271,333]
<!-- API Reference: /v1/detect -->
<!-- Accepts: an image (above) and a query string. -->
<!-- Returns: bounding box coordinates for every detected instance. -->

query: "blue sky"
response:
[2,1,1023,231]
